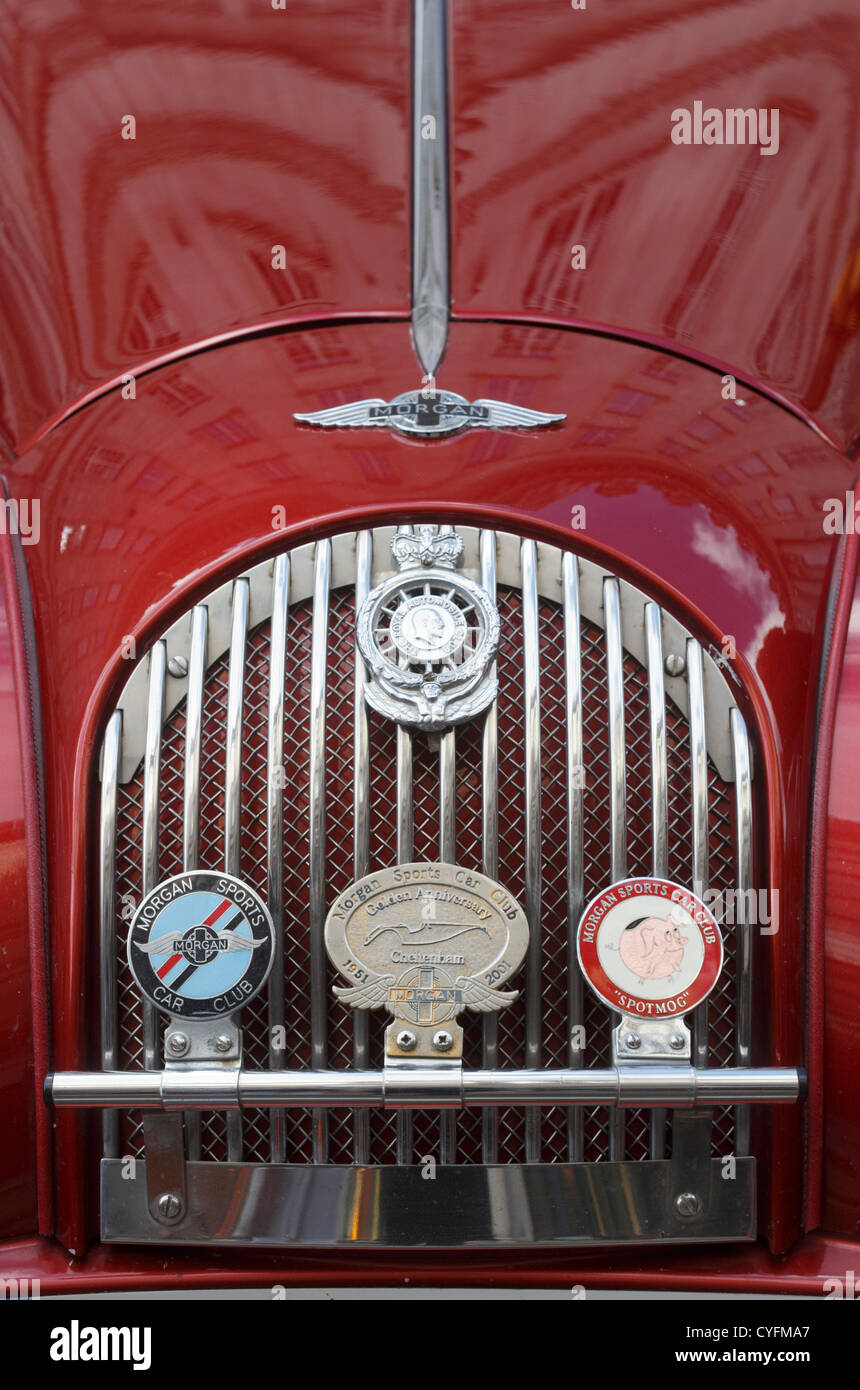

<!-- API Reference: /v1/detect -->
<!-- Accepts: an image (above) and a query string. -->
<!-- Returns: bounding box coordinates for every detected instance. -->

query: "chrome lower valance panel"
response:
[100,1156,757,1247]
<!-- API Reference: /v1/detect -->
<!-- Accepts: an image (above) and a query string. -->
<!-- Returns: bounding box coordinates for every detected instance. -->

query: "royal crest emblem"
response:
[127,871,275,1020]
[577,877,723,1020]
[294,388,565,440]
[356,525,500,730]
[324,863,530,1058]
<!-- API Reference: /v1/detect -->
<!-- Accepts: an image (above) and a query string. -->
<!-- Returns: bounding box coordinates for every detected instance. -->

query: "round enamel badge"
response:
[577,877,722,1019]
[127,871,275,1020]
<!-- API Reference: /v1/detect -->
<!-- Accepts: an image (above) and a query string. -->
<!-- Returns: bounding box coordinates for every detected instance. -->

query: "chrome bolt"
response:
[433,1030,453,1053]
[214,1033,233,1054]
[664,653,686,678]
[396,1030,417,1052]
[669,1033,686,1051]
[167,1032,189,1057]
[157,1192,183,1220]
[675,1192,701,1219]
[168,654,188,678]
[624,1032,641,1051]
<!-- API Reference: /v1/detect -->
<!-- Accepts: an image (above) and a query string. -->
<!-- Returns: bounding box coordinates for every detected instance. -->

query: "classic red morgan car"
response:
[0,0,858,1299]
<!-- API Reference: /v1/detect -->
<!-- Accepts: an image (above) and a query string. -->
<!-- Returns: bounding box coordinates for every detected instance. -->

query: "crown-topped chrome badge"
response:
[356,526,500,731]
[294,388,565,440]
[324,863,530,1059]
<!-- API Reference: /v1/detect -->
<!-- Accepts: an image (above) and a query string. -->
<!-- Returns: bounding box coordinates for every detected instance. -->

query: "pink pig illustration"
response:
[618,910,689,982]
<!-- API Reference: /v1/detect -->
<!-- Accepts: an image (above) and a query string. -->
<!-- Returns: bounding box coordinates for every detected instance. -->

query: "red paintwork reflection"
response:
[0,562,37,1238]
[3,2,860,454]
[0,1,409,451]
[824,582,860,1238]
[3,320,855,1254]
[1,1230,859,1297]
[450,0,860,449]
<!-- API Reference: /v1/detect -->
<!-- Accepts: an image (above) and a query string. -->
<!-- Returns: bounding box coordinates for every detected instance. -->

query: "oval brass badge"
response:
[324,863,529,1057]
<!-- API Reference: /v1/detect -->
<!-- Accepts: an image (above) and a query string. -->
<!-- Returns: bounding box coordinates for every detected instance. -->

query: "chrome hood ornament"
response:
[294,389,564,440]
[356,525,500,730]
[292,5,565,439]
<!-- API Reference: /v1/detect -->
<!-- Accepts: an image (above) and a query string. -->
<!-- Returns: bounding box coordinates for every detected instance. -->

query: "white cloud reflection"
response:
[690,520,785,665]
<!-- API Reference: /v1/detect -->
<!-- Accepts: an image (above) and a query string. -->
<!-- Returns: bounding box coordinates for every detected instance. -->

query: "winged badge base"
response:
[294,388,565,439]
[137,926,267,961]
[334,972,519,1013]
[324,863,530,1060]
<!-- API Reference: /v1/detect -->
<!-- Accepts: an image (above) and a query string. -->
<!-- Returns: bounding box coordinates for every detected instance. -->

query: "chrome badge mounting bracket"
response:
[356,525,500,731]
[324,863,530,1060]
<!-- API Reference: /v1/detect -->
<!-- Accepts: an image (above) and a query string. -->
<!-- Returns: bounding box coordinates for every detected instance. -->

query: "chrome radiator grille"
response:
[102,525,752,1175]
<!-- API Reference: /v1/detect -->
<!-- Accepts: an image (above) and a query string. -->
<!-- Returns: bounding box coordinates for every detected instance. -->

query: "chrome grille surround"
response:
[87,523,778,1246]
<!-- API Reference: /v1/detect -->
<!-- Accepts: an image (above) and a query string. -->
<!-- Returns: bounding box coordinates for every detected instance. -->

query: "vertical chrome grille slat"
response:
[731,708,753,1155]
[646,605,668,880]
[183,604,208,1162]
[439,725,457,1163]
[267,557,290,1163]
[394,526,415,1165]
[309,540,331,1164]
[563,554,584,1162]
[439,731,456,863]
[396,728,414,865]
[604,579,627,881]
[100,710,122,1158]
[225,579,249,1161]
[395,712,415,1164]
[352,532,372,1164]
[687,640,710,1072]
[603,578,626,1159]
[225,582,249,876]
[480,530,500,1163]
[688,640,709,901]
[183,606,208,875]
[142,640,166,1072]
[521,539,542,1162]
[645,603,668,1158]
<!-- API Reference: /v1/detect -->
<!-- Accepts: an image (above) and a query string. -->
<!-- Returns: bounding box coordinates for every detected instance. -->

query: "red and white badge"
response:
[577,877,723,1019]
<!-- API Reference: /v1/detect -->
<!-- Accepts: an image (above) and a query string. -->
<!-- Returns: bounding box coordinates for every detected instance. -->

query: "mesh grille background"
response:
[114,585,739,1164]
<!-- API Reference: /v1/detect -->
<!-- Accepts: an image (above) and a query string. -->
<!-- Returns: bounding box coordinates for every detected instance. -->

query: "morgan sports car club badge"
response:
[356,526,500,731]
[324,863,529,1058]
[294,388,565,440]
[128,871,275,1020]
[577,877,723,1020]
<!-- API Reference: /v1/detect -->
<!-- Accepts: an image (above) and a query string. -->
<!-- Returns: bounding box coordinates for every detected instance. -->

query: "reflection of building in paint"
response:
[495,333,841,632]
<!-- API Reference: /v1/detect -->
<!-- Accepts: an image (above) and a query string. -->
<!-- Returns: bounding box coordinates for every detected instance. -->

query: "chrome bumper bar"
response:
[47,1065,805,1111]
